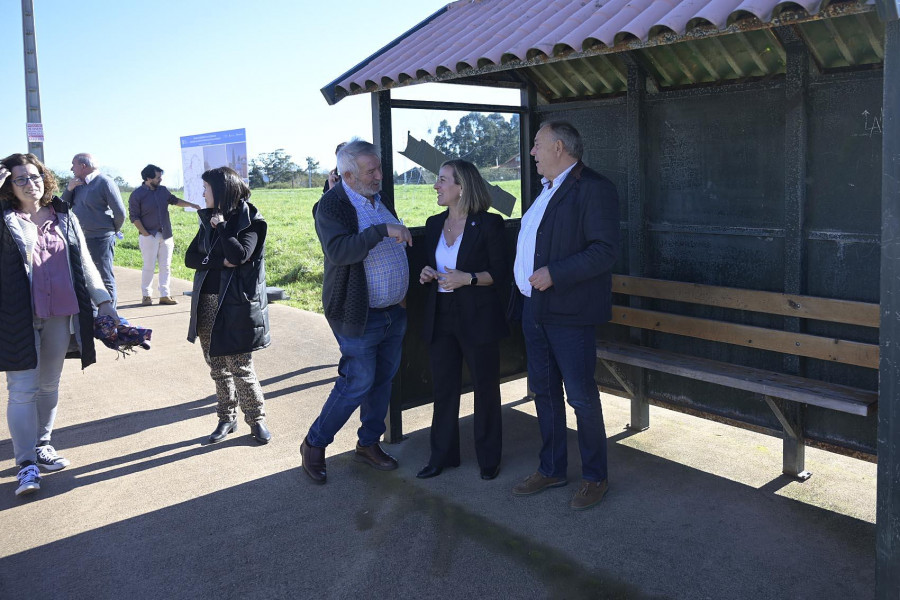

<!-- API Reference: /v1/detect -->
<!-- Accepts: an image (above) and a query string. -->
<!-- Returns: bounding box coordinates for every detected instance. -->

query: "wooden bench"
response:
[597,275,879,480]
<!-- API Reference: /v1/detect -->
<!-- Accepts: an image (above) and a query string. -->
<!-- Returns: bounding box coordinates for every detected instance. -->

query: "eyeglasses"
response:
[12,174,43,187]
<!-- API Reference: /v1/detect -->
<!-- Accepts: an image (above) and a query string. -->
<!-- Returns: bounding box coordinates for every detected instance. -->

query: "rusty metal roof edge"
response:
[325,1,876,103]
[319,4,451,106]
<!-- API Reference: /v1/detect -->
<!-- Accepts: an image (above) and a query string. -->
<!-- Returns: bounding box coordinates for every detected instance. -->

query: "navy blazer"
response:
[420,210,510,346]
[529,161,620,326]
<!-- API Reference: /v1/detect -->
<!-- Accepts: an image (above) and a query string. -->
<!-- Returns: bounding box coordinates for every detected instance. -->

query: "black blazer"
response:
[529,161,619,327]
[420,210,510,346]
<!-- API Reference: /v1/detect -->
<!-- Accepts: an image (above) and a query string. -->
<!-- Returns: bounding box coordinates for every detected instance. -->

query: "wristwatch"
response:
[469,273,478,286]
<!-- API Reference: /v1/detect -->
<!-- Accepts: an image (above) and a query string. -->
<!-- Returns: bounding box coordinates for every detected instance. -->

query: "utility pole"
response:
[22,0,44,162]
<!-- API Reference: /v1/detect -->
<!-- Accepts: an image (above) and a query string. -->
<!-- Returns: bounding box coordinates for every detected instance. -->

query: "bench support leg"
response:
[601,358,649,431]
[764,396,811,480]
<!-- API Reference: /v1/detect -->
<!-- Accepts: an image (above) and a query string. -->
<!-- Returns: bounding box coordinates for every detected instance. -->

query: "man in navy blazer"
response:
[511,120,620,510]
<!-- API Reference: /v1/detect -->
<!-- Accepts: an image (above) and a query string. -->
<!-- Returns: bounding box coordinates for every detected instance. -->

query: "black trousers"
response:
[428,293,502,469]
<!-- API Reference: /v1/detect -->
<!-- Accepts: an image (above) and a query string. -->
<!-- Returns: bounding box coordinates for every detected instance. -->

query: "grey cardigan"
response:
[312,184,399,337]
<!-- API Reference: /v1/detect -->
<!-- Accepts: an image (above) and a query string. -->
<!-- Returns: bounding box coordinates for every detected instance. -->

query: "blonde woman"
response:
[417,160,509,480]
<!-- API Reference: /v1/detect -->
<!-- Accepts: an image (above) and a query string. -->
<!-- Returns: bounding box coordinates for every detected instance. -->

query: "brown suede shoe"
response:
[353,442,398,471]
[512,471,567,496]
[300,437,326,484]
[141,296,153,306]
[159,296,178,305]
[570,479,609,510]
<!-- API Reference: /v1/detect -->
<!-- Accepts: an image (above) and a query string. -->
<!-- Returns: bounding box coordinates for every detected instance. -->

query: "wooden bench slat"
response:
[609,306,879,369]
[613,275,879,328]
[596,341,877,416]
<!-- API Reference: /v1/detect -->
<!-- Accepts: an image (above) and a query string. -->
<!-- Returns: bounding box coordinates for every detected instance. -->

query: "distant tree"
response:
[305,157,320,188]
[432,113,519,168]
[50,168,71,190]
[249,149,299,187]
[433,119,454,157]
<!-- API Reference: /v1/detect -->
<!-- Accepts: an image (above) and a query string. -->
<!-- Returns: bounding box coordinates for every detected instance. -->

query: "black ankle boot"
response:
[209,420,237,444]
[250,422,272,444]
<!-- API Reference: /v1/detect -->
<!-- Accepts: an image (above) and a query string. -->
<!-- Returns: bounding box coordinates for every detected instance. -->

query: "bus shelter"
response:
[320,1,900,594]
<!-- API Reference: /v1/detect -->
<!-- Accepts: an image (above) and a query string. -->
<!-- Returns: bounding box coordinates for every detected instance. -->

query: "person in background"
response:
[300,140,412,484]
[185,167,272,445]
[416,159,508,481]
[129,164,200,306]
[322,142,347,194]
[0,153,117,497]
[62,153,126,307]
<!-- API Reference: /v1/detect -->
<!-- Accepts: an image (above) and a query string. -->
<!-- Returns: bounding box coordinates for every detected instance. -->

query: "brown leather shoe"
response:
[570,479,609,510]
[512,471,567,496]
[353,442,398,471]
[300,437,326,484]
[159,296,178,305]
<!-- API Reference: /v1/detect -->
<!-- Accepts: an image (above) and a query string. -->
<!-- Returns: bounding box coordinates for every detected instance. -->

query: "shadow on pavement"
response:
[0,407,875,600]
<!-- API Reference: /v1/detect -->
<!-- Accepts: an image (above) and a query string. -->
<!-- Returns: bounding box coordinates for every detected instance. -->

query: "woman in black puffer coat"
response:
[185,166,271,445]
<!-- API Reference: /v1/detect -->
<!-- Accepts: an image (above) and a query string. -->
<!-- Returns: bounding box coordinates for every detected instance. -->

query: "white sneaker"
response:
[35,445,70,471]
[15,464,41,497]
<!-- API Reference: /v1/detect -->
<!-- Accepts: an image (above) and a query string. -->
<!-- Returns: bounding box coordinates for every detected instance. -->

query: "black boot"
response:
[250,421,272,444]
[208,420,237,444]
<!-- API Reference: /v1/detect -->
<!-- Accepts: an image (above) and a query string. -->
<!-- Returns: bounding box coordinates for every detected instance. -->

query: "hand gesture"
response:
[385,223,413,246]
[420,265,439,284]
[439,267,466,291]
[0,166,9,188]
[528,266,554,291]
[97,301,119,322]
[67,177,84,191]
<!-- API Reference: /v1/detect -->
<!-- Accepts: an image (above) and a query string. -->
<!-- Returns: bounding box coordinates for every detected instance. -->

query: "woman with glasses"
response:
[0,153,118,497]
[185,166,272,445]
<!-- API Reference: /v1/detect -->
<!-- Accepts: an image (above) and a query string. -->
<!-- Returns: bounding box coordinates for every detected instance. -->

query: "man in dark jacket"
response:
[300,140,413,484]
[511,121,620,510]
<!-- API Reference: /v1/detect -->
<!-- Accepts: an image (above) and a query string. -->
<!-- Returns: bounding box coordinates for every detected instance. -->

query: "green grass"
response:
[115,182,522,313]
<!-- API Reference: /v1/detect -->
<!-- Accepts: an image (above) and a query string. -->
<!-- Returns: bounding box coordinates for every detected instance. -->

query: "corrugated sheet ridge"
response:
[330,0,873,98]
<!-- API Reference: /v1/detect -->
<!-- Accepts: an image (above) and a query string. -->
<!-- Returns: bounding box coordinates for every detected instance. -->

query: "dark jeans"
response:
[427,293,502,469]
[521,296,608,482]
[85,234,117,308]
[307,305,406,448]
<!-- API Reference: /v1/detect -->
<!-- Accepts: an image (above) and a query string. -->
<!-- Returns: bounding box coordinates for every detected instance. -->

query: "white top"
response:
[513,161,578,296]
[434,230,463,293]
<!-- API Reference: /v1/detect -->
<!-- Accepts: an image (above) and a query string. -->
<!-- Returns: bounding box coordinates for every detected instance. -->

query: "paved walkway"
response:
[0,268,877,599]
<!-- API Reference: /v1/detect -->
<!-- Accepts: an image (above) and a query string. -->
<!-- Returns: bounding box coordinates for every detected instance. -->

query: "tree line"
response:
[247,112,520,189]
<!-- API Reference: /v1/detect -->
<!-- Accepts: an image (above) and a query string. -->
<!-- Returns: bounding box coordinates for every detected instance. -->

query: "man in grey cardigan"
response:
[300,140,412,484]
[62,153,127,307]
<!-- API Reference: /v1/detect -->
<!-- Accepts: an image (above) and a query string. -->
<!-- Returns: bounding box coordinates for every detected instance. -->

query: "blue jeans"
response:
[522,297,608,482]
[307,305,407,448]
[85,234,117,307]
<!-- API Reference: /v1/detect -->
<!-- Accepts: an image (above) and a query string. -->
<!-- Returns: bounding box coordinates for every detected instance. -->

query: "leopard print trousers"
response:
[196,293,266,424]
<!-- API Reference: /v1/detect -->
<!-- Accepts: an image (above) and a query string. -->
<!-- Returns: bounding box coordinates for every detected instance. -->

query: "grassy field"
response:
[115,182,521,312]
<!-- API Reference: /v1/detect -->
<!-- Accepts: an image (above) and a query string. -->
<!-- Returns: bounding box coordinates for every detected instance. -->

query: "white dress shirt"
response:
[513,161,577,297]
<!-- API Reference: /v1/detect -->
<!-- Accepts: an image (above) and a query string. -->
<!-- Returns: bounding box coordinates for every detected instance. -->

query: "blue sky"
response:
[1,0,518,185]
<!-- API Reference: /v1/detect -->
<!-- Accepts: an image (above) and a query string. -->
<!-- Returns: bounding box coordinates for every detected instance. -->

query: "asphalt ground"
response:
[0,267,877,599]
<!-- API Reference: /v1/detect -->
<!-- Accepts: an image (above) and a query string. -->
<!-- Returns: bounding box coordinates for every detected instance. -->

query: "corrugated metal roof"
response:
[322,0,880,104]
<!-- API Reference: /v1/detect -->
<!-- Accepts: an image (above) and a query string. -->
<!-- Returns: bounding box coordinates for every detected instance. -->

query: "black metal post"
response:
[520,83,538,212]
[877,18,900,600]
[625,57,649,431]
[372,91,394,209]
[372,90,405,443]
[781,32,810,477]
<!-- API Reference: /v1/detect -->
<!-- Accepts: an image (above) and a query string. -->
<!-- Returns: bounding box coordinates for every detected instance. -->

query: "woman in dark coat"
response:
[185,166,271,445]
[417,160,509,480]
[0,153,117,497]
